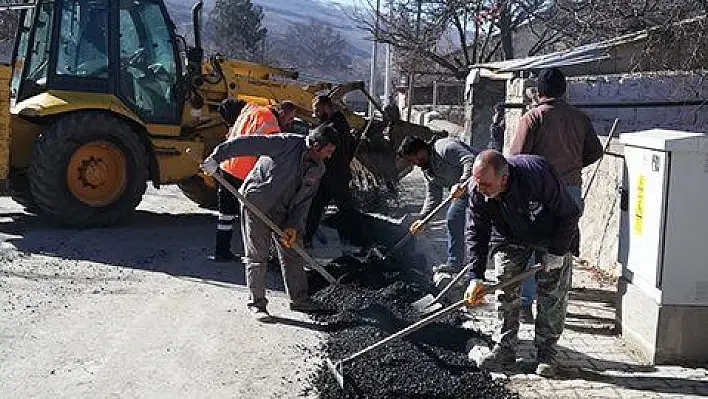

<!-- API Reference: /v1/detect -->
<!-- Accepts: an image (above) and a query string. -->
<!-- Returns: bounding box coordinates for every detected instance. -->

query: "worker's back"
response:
[220,105,280,180]
[511,99,595,186]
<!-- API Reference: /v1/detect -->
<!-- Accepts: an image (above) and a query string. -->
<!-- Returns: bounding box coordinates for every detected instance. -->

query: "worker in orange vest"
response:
[212,100,298,262]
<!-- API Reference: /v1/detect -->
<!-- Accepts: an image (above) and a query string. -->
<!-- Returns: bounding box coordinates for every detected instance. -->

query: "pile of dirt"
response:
[305,255,516,398]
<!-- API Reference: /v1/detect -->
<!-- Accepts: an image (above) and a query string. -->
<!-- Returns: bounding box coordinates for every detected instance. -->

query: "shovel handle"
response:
[341,265,541,364]
[432,262,476,303]
[185,149,337,284]
[418,176,473,226]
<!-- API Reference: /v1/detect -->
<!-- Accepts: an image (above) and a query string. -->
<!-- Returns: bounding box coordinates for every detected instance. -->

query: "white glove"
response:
[464,279,485,306]
[542,253,568,271]
[201,157,219,176]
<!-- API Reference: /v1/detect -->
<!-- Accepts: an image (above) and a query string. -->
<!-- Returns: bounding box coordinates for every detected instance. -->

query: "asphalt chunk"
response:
[306,255,517,398]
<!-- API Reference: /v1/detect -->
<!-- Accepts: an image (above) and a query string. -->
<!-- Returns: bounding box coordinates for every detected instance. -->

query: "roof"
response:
[471,15,706,77]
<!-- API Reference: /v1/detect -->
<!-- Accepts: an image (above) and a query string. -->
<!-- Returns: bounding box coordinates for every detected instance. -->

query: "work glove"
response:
[541,252,569,271]
[409,219,425,235]
[201,157,219,176]
[464,279,485,306]
[450,182,467,199]
[281,228,297,248]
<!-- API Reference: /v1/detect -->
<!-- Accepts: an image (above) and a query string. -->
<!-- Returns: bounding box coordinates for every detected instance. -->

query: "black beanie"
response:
[536,68,566,98]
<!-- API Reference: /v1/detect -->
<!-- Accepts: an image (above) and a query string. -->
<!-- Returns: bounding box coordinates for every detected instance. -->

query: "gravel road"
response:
[0,186,324,398]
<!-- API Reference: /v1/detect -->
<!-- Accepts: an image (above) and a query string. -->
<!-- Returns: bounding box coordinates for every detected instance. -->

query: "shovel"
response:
[368,177,473,262]
[186,149,337,284]
[325,265,541,389]
[412,262,476,315]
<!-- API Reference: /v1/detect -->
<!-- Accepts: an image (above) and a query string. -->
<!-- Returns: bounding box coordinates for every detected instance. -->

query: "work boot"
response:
[212,250,238,262]
[474,345,517,371]
[289,298,327,313]
[213,230,238,262]
[535,348,557,377]
[520,303,534,324]
[247,305,272,322]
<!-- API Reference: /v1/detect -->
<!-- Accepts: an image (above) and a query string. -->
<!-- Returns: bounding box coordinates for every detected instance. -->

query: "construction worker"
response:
[396,135,479,287]
[304,95,358,248]
[508,68,602,322]
[465,150,581,377]
[201,125,339,320]
[211,100,297,262]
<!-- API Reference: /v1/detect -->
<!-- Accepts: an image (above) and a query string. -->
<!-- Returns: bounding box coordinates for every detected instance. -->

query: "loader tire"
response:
[8,170,39,213]
[177,174,218,210]
[28,112,148,227]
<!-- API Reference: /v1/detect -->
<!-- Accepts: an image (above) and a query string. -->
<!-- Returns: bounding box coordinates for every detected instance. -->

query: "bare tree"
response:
[267,21,354,81]
[540,0,707,71]
[351,0,549,81]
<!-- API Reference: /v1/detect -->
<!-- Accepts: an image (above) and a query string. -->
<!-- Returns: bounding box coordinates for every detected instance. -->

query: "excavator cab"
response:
[12,0,184,123]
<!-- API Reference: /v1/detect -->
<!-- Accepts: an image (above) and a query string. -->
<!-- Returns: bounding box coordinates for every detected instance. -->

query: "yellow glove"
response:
[409,219,425,235]
[281,228,297,248]
[464,279,485,306]
[450,182,467,199]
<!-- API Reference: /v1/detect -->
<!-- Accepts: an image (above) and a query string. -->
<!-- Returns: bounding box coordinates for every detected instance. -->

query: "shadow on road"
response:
[0,210,287,291]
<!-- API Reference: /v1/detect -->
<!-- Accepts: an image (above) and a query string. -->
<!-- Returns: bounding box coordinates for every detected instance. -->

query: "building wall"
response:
[504,71,708,276]
[464,78,506,148]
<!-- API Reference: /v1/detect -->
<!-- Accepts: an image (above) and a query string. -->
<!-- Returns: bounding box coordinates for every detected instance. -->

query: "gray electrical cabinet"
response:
[618,129,708,364]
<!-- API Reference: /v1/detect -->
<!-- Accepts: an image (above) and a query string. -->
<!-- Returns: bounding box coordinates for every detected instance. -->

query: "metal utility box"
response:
[618,129,708,364]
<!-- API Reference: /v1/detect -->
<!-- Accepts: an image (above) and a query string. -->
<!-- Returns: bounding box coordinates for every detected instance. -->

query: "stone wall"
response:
[503,71,708,276]
[464,78,506,148]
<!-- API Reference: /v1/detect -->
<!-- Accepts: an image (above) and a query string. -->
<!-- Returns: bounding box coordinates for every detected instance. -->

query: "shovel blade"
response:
[411,294,442,314]
[325,358,345,389]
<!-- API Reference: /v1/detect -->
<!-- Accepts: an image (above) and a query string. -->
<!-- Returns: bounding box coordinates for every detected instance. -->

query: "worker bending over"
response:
[396,135,479,287]
[212,100,297,262]
[202,126,339,321]
[465,150,580,377]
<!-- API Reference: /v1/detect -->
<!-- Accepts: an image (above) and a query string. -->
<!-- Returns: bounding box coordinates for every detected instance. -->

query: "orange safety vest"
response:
[220,104,280,180]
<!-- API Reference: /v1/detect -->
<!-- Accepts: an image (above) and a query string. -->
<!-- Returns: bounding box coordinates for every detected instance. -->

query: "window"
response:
[119,0,178,122]
[11,8,34,101]
[21,1,53,98]
[55,0,109,78]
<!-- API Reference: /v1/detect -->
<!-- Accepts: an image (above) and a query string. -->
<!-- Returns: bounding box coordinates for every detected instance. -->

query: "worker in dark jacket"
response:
[397,136,479,287]
[509,68,603,323]
[465,150,580,377]
[202,126,340,321]
[304,95,358,247]
[487,102,505,151]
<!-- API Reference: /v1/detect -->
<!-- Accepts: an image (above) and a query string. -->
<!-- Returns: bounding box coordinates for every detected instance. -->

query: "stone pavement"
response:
[395,169,708,398]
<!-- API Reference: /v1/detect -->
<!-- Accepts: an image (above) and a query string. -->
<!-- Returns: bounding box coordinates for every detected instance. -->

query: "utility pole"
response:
[406,0,422,122]
[368,0,381,118]
[383,43,391,105]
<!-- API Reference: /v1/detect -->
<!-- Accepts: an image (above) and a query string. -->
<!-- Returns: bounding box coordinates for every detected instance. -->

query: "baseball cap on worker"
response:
[536,68,566,98]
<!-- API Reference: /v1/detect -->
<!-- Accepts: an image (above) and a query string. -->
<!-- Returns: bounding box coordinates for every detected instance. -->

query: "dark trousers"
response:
[305,171,358,243]
[215,171,244,254]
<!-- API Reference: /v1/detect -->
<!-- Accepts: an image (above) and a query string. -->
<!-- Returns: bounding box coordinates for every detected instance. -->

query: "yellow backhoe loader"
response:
[0,0,440,227]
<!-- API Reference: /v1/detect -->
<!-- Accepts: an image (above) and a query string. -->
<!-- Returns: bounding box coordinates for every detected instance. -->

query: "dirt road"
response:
[0,186,323,398]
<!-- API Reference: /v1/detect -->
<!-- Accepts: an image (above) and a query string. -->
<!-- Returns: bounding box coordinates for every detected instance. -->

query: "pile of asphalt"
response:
[304,255,516,398]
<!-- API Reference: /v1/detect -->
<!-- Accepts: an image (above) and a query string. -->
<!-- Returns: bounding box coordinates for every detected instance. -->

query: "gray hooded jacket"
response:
[209,134,326,233]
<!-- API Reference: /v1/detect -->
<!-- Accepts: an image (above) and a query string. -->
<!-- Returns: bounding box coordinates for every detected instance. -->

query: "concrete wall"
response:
[504,71,708,276]
[464,78,506,148]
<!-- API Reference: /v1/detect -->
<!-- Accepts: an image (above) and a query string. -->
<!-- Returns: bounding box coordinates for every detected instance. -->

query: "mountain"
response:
[164,0,371,58]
